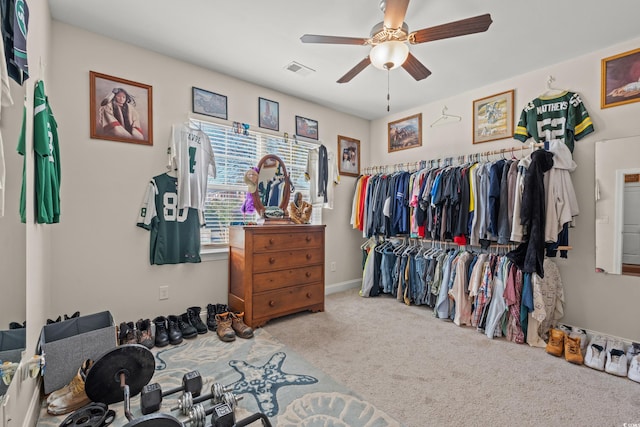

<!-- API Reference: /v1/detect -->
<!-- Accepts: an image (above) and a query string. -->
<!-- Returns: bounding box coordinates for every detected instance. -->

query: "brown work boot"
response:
[230,312,254,339]
[47,359,93,415]
[545,328,565,357]
[215,312,236,342]
[136,318,154,349]
[565,335,584,365]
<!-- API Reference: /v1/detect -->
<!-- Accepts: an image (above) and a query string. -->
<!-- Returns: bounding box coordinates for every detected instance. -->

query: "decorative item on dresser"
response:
[228,224,326,328]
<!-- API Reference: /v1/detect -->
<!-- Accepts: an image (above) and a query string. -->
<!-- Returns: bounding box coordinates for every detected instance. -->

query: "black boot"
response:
[179,313,198,339]
[167,315,183,345]
[153,316,169,347]
[187,307,208,334]
[206,304,217,332]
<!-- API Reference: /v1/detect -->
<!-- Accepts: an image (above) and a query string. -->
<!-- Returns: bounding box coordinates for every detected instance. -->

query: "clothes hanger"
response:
[430,106,462,128]
[540,75,566,98]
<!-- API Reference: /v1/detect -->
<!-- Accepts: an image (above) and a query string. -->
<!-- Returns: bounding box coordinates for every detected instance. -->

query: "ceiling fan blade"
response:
[300,34,368,45]
[402,53,432,81]
[337,57,371,83]
[409,13,493,44]
[383,0,410,29]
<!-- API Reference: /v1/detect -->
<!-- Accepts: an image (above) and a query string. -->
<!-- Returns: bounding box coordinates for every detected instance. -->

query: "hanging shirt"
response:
[0,33,14,217]
[305,146,339,209]
[514,91,594,153]
[167,123,216,211]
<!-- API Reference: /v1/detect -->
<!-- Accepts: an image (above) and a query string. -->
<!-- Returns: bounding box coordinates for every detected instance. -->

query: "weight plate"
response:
[123,413,183,427]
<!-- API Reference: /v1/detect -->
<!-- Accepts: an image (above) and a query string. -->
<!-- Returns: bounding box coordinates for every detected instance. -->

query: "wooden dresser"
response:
[228,224,326,328]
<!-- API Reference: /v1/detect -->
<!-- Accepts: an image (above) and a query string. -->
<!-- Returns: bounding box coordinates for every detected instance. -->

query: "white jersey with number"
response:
[167,123,216,211]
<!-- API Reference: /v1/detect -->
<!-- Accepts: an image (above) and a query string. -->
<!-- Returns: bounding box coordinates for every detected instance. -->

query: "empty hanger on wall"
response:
[430,106,462,127]
[540,75,566,97]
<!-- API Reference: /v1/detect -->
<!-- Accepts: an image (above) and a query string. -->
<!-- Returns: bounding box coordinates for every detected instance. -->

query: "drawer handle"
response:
[305,236,312,242]
[269,257,276,264]
[269,238,275,245]
[306,292,312,298]
[269,300,276,307]
[305,271,311,278]
[306,254,312,260]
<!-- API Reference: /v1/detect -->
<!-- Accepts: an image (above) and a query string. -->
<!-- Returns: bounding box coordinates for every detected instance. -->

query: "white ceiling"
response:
[48,0,639,121]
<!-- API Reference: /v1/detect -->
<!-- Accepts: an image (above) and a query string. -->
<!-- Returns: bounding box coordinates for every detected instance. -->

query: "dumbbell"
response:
[171,381,233,414]
[140,370,203,415]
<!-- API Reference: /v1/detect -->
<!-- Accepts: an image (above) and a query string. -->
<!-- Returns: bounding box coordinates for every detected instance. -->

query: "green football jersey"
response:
[514,91,594,153]
[136,173,202,265]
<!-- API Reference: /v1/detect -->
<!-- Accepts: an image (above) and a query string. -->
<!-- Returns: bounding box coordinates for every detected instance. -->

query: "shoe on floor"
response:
[179,313,198,339]
[215,312,236,342]
[628,355,640,383]
[188,306,208,334]
[230,312,254,339]
[118,321,138,345]
[564,335,583,365]
[569,328,588,354]
[167,315,184,345]
[47,359,93,415]
[207,303,229,332]
[605,340,628,376]
[626,342,640,366]
[153,316,170,347]
[585,335,608,371]
[545,328,564,357]
[136,318,154,349]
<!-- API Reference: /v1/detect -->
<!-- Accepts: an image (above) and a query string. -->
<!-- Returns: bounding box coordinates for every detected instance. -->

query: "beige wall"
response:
[46,22,369,325]
[369,37,640,342]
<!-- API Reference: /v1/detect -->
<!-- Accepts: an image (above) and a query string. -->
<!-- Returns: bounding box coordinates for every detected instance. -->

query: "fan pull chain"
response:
[387,68,390,112]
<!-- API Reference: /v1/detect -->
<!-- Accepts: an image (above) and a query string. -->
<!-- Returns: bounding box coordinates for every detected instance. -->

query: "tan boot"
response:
[545,328,565,357]
[230,312,254,339]
[47,360,92,415]
[46,359,93,404]
[565,335,584,365]
[215,312,236,342]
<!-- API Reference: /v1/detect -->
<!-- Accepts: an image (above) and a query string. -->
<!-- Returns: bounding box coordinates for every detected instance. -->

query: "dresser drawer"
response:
[253,247,323,273]
[253,265,323,293]
[253,283,324,319]
[253,231,322,252]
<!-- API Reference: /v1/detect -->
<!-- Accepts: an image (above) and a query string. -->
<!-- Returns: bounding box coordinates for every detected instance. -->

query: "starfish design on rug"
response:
[229,352,318,416]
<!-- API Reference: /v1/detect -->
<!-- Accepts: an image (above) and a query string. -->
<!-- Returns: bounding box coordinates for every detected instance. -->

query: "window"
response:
[192,119,319,247]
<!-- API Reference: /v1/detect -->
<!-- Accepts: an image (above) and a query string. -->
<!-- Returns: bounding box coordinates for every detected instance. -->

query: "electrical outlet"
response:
[159,285,169,300]
[330,261,336,272]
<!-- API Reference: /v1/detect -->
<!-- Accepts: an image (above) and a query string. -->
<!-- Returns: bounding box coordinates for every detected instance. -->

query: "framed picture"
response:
[472,89,514,144]
[388,113,422,153]
[338,135,360,177]
[258,97,279,131]
[192,86,227,119]
[295,115,318,140]
[601,47,640,109]
[90,71,153,146]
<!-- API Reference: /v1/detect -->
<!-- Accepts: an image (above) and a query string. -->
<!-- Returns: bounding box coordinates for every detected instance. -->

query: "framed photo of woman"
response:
[338,135,360,177]
[90,71,153,146]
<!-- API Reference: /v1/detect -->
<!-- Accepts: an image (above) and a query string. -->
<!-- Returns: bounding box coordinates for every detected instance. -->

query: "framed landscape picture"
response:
[472,89,514,144]
[601,47,640,109]
[90,71,153,146]
[192,87,227,119]
[258,97,279,131]
[295,115,318,140]
[388,113,422,153]
[338,135,360,177]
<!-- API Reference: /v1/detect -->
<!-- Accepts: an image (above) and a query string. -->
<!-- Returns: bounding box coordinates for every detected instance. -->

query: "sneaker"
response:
[230,312,254,339]
[136,319,154,349]
[605,340,628,376]
[585,335,608,371]
[564,335,583,365]
[628,355,640,383]
[215,312,236,342]
[545,328,564,357]
[46,359,93,404]
[47,359,93,415]
[626,342,640,366]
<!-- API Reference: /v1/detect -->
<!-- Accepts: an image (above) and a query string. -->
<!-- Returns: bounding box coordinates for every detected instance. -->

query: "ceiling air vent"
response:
[284,61,315,77]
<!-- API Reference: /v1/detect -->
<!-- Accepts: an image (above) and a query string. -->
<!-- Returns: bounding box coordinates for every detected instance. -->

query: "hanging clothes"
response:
[306,145,339,209]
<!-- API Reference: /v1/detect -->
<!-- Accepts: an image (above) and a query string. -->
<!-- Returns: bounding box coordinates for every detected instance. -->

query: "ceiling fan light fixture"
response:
[369,40,409,71]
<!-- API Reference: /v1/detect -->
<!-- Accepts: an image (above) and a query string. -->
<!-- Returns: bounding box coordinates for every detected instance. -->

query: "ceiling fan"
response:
[300,0,493,83]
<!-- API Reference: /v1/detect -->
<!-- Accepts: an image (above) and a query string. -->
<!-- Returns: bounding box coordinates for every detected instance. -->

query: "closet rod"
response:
[363,142,545,174]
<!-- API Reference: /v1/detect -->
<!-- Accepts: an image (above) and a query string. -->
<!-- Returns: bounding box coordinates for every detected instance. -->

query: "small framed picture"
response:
[192,87,227,119]
[472,89,514,144]
[601,47,640,109]
[338,135,360,177]
[295,115,318,140]
[388,113,422,153]
[258,97,279,131]
[90,71,153,146]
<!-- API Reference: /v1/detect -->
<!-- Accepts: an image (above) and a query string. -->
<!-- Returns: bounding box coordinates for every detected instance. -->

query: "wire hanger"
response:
[540,75,566,97]
[430,106,462,127]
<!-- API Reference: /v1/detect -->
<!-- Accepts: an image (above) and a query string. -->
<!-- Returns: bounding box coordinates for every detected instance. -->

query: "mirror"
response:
[251,154,291,218]
[595,135,640,275]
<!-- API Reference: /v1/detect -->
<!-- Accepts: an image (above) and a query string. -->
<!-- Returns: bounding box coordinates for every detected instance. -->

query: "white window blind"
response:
[192,119,319,247]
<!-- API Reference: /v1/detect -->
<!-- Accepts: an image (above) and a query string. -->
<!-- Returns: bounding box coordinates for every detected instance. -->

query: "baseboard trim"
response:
[325,279,361,295]
[560,323,636,347]
[22,377,41,427]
